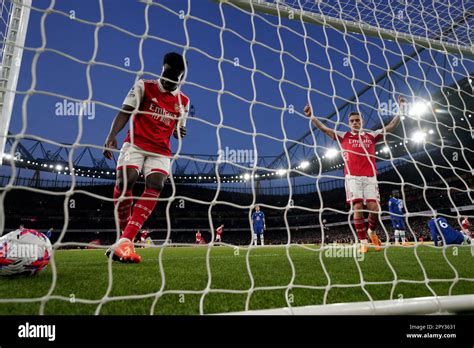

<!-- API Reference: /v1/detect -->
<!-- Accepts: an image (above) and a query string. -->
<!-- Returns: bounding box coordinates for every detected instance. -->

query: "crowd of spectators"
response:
[3,174,470,247]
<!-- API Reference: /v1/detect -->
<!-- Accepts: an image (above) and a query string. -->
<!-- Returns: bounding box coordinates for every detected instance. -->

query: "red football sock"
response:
[122,188,160,242]
[354,218,367,241]
[113,186,133,231]
[368,214,379,231]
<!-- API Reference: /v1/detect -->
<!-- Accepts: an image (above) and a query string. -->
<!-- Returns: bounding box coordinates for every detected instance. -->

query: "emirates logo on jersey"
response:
[348,137,373,148]
[149,103,174,125]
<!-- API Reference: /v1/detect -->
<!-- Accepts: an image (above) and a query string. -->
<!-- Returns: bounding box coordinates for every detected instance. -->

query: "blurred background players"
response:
[252,205,266,246]
[388,190,408,246]
[461,217,471,237]
[195,230,202,245]
[45,227,53,240]
[138,229,150,247]
[215,224,224,243]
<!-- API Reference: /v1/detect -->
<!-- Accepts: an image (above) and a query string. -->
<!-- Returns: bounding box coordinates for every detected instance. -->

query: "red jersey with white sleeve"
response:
[196,232,201,243]
[140,230,149,241]
[122,79,190,157]
[334,130,384,177]
[216,226,223,236]
[461,218,470,230]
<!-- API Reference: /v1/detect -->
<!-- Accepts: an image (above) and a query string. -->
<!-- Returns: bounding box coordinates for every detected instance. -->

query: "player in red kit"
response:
[304,96,406,253]
[103,52,189,263]
[196,230,202,244]
[139,229,149,246]
[215,224,224,243]
[461,217,471,237]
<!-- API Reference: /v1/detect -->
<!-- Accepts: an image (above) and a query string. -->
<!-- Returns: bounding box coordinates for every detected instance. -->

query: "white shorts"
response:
[345,175,379,205]
[116,142,171,177]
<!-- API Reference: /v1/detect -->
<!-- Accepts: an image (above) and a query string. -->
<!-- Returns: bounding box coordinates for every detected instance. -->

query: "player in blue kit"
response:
[252,205,266,246]
[428,217,471,246]
[388,191,408,246]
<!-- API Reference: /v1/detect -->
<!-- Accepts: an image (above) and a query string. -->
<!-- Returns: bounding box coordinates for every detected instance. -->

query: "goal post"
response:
[0,0,31,165]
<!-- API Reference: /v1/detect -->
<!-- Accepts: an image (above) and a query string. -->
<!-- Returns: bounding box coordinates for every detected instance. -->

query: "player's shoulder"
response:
[366,129,383,138]
[142,79,158,85]
[177,90,190,104]
[336,130,348,138]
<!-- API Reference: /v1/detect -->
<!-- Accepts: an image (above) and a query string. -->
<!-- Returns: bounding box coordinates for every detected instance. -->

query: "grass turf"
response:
[1,244,473,315]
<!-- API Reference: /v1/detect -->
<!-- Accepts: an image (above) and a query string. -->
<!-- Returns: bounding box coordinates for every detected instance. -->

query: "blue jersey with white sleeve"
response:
[428,217,464,246]
[252,211,265,234]
[388,197,405,229]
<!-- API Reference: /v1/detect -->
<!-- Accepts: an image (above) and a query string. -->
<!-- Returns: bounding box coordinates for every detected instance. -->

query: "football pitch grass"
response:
[1,244,473,315]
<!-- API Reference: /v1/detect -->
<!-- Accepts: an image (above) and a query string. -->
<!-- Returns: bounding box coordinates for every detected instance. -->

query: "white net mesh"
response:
[0,0,473,315]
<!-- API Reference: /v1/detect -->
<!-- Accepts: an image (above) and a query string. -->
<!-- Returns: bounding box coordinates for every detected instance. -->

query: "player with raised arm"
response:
[304,96,406,253]
[103,52,189,263]
[195,230,202,245]
[388,190,408,246]
[428,216,471,246]
[252,205,266,246]
[215,224,224,243]
[461,216,471,237]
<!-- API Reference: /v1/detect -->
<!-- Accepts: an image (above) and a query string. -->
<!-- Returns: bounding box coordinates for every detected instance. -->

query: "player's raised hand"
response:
[173,126,187,139]
[103,135,117,160]
[304,104,313,118]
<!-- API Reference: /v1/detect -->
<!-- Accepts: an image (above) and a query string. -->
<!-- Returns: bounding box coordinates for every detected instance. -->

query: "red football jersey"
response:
[196,232,201,242]
[334,130,383,177]
[122,79,190,157]
[216,226,223,235]
[462,219,470,230]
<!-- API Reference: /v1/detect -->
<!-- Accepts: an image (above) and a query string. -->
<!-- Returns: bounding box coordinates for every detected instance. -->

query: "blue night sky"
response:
[3,0,473,183]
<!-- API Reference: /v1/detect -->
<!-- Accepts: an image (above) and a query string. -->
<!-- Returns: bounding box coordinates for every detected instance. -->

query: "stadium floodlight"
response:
[325,148,338,159]
[277,169,287,176]
[409,101,430,117]
[55,164,63,171]
[299,160,310,169]
[381,146,389,153]
[428,129,435,135]
[411,131,427,143]
[243,173,250,180]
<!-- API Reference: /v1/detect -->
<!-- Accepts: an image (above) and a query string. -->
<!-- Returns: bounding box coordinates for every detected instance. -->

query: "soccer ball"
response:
[0,229,52,277]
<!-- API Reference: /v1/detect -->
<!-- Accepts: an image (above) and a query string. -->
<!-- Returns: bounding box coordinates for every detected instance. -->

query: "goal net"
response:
[0,0,473,315]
